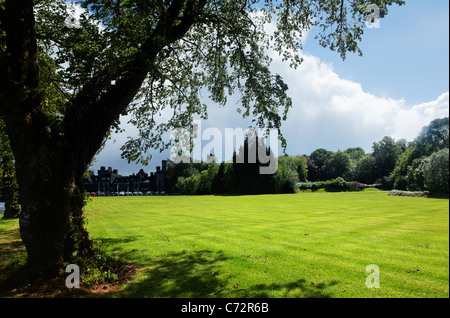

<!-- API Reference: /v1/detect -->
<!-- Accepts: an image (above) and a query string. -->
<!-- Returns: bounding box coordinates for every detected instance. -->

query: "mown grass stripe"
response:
[84,191,449,298]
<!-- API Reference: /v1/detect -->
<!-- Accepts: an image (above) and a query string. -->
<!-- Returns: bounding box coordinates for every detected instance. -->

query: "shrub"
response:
[66,239,126,287]
[275,158,300,193]
[297,181,323,192]
[388,190,429,197]
[346,181,365,192]
[176,174,201,194]
[298,179,367,192]
[393,175,408,191]
[380,176,394,190]
[275,170,299,193]
[423,149,449,194]
[405,157,427,191]
[323,177,347,192]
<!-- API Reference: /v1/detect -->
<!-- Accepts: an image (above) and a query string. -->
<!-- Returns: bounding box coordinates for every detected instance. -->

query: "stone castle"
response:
[83,160,170,194]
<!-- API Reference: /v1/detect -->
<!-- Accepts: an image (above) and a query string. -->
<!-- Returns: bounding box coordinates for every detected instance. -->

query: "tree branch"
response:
[2,0,40,92]
[0,0,41,116]
[63,0,207,174]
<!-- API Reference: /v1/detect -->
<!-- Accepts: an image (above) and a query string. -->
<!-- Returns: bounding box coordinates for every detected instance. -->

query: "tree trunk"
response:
[18,178,74,272]
[0,0,91,273]
[8,124,90,273]
[2,97,92,273]
[0,0,202,275]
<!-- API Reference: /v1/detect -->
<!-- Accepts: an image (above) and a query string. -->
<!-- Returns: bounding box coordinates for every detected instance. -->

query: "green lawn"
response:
[82,191,449,298]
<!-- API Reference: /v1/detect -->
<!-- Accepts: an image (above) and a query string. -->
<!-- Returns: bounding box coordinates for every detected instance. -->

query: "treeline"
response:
[167,117,449,196]
[390,117,449,194]
[167,136,307,195]
[303,117,449,194]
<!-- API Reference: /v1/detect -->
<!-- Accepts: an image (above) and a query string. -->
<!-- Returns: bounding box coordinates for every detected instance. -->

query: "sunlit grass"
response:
[83,191,449,298]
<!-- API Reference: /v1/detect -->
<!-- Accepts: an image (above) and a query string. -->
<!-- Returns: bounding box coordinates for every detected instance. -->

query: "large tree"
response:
[0,0,404,273]
[372,136,403,179]
[391,117,449,190]
[308,148,333,181]
[328,151,351,180]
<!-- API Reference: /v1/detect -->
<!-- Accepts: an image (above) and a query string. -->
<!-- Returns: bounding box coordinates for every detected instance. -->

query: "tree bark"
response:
[0,0,203,274]
[1,103,86,271]
[0,0,86,273]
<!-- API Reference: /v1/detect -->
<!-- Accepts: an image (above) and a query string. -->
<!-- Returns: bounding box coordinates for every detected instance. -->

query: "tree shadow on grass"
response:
[95,236,144,260]
[115,249,229,298]
[236,279,339,298]
[94,237,339,298]
[0,229,339,298]
[100,243,338,298]
[0,229,28,296]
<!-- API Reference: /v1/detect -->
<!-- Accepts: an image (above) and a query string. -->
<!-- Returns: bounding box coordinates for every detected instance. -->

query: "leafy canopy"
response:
[1,0,404,166]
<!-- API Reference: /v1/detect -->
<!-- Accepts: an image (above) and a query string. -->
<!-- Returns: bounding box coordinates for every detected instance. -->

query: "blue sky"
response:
[303,0,449,105]
[91,0,449,175]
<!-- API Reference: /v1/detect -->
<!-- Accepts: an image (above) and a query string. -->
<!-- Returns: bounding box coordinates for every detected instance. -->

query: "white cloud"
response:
[94,19,448,173]
[269,51,449,155]
[65,1,105,30]
[97,50,448,173]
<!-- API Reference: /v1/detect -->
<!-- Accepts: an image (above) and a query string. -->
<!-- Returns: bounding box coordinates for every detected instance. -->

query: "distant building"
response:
[83,160,170,194]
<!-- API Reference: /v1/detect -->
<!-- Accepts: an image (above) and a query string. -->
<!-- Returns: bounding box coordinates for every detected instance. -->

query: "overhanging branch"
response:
[63,0,207,173]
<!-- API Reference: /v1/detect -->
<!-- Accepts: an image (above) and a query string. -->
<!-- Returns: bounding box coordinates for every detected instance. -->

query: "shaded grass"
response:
[0,218,137,298]
[0,219,26,274]
[83,192,449,298]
